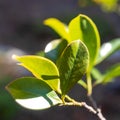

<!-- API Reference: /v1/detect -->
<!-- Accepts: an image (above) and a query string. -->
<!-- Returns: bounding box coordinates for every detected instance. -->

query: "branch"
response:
[61,95,106,120]
[88,95,106,120]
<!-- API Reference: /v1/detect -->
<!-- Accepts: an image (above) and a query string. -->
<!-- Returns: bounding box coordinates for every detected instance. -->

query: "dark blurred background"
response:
[0,0,120,120]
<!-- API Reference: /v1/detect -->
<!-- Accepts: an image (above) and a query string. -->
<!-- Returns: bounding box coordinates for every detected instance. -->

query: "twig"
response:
[88,95,98,110]
[97,108,106,120]
[88,95,106,120]
[61,95,106,120]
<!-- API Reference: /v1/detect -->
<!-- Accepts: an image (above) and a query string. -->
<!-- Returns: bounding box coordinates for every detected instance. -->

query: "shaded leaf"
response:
[96,38,120,64]
[13,55,61,93]
[57,40,89,95]
[44,18,70,40]
[69,14,100,72]
[6,77,62,110]
[44,39,68,63]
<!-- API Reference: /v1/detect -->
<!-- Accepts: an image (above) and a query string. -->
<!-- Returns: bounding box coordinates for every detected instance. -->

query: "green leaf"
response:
[96,38,120,64]
[69,14,100,72]
[77,80,87,89]
[44,18,70,40]
[12,55,61,94]
[91,67,103,81]
[6,77,62,110]
[101,63,120,84]
[44,39,68,63]
[36,51,45,57]
[57,40,89,95]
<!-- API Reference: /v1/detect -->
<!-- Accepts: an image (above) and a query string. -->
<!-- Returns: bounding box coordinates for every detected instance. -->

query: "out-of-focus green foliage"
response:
[0,77,18,120]
[78,0,119,12]
[93,0,118,11]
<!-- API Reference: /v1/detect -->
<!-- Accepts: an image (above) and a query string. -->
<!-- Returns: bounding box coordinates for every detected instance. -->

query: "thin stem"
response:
[88,95,106,120]
[63,95,106,120]
[64,101,97,114]
[87,73,92,95]
[88,95,98,110]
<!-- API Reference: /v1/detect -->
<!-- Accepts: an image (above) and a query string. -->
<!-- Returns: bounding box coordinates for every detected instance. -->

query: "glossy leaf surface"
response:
[6,77,62,110]
[96,38,120,64]
[57,40,89,95]
[44,18,69,40]
[44,39,68,63]
[13,55,61,93]
[69,14,100,72]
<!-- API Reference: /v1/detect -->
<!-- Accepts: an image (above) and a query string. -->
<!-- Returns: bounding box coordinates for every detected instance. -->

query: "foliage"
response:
[78,0,119,12]
[6,14,120,119]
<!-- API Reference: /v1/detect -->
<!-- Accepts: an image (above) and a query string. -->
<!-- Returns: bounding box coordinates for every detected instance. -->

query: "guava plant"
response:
[6,14,120,120]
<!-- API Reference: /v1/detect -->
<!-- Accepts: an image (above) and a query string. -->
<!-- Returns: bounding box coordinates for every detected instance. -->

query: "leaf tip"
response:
[43,18,50,25]
[12,54,22,66]
[12,54,19,60]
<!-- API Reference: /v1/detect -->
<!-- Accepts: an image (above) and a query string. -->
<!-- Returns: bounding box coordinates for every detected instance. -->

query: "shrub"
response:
[6,14,120,120]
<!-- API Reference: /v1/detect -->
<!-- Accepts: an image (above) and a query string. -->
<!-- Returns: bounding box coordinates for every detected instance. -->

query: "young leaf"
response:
[57,40,89,95]
[44,18,70,40]
[96,38,120,64]
[6,77,62,110]
[12,55,61,94]
[69,14,100,72]
[44,39,68,63]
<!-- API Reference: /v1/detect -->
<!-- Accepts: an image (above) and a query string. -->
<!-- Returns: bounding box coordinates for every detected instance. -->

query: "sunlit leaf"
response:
[44,18,70,40]
[6,77,62,110]
[12,55,61,93]
[69,14,100,72]
[57,40,89,95]
[44,39,68,63]
[96,38,120,64]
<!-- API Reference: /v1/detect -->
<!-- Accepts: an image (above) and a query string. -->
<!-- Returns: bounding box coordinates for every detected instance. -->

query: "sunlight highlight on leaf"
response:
[7,77,62,110]
[100,43,112,56]
[16,90,62,110]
